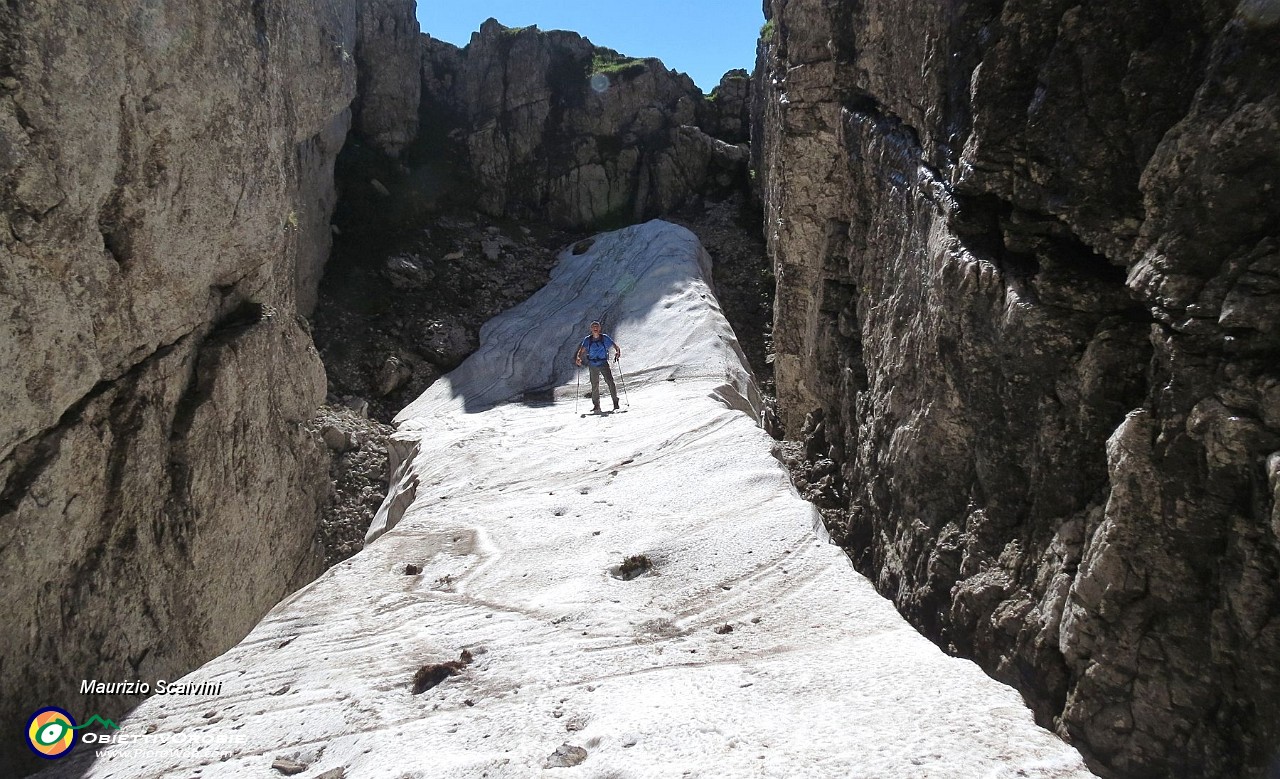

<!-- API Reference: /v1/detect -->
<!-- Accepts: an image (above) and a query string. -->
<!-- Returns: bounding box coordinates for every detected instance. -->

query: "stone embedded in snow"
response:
[35,221,1094,779]
[542,743,588,769]
[270,757,307,775]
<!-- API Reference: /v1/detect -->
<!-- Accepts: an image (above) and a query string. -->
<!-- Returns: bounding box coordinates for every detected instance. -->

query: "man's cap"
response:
[590,321,601,326]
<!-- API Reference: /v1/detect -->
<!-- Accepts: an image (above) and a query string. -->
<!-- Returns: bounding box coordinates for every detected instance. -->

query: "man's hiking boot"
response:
[592,405,601,413]
[612,401,620,410]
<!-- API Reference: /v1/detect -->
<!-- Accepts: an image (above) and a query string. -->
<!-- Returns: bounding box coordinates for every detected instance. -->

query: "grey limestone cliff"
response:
[353,0,421,157]
[0,1,383,774]
[759,1,1279,776]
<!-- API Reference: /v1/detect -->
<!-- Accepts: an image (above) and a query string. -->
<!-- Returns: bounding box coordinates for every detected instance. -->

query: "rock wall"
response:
[759,1,1279,777]
[353,0,421,157]
[0,1,366,774]
[698,68,751,145]
[420,19,749,228]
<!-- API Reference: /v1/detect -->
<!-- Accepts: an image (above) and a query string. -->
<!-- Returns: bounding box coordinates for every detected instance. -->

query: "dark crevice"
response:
[0,0,20,82]
[127,645,152,675]
[65,372,154,591]
[165,339,223,553]
[98,192,134,270]
[100,92,138,269]
[210,299,268,338]
[249,0,270,61]
[162,297,271,552]
[844,93,925,154]
[1039,230,1128,285]
[953,193,1039,283]
[841,96,926,197]
[0,429,66,523]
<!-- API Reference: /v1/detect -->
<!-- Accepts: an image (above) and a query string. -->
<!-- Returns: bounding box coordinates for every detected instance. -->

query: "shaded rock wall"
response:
[420,19,749,228]
[0,1,368,774]
[353,0,421,157]
[698,68,751,145]
[759,1,1279,776]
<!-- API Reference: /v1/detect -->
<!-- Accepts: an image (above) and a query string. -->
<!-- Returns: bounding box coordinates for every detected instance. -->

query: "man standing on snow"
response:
[575,321,622,412]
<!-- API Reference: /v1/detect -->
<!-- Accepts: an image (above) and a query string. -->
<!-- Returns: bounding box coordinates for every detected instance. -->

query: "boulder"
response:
[375,355,414,397]
[424,321,478,369]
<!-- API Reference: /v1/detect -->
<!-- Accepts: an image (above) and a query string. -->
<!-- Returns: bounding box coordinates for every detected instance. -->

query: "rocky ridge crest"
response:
[418,19,750,228]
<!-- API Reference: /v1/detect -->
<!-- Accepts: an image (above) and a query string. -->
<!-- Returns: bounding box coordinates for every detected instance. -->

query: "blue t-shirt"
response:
[580,334,615,366]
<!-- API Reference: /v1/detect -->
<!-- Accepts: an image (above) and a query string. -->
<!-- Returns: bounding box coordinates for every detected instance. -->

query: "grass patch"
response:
[760,20,776,42]
[591,50,648,79]
[612,554,652,581]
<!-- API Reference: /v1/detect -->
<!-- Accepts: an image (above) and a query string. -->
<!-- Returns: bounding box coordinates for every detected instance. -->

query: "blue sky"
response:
[416,0,763,92]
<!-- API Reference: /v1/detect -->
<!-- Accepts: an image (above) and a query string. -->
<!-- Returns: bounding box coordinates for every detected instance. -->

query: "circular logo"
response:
[27,707,77,759]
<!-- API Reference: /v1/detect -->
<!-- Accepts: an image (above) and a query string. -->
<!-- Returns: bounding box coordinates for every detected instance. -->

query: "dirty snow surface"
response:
[42,221,1093,778]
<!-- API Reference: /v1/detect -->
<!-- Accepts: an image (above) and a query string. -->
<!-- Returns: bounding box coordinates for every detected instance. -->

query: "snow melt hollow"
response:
[39,221,1094,778]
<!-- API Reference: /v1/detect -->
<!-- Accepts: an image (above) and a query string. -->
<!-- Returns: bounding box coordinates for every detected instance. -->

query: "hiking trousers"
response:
[588,364,618,409]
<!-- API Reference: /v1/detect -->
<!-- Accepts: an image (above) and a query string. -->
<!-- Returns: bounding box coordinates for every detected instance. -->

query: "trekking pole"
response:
[574,363,581,415]
[616,356,630,408]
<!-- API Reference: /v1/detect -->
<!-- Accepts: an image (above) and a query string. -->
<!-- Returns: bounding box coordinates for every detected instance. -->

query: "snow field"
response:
[39,222,1093,779]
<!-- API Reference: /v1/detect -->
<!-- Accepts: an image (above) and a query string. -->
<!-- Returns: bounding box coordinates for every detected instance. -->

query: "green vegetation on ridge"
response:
[591,49,648,79]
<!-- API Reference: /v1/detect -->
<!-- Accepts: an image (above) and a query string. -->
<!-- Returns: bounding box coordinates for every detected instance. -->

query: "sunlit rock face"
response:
[419,19,749,229]
[697,68,751,145]
[0,2,363,774]
[758,0,1280,776]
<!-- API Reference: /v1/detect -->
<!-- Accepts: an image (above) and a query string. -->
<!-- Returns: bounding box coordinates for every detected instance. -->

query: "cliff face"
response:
[0,1,367,774]
[760,1,1279,777]
[697,68,752,145]
[353,0,421,158]
[419,19,749,228]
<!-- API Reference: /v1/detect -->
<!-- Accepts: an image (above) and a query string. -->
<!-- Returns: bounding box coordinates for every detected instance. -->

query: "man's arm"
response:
[574,344,585,365]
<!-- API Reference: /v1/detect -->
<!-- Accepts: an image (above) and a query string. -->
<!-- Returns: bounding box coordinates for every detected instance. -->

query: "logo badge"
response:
[27,707,77,759]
